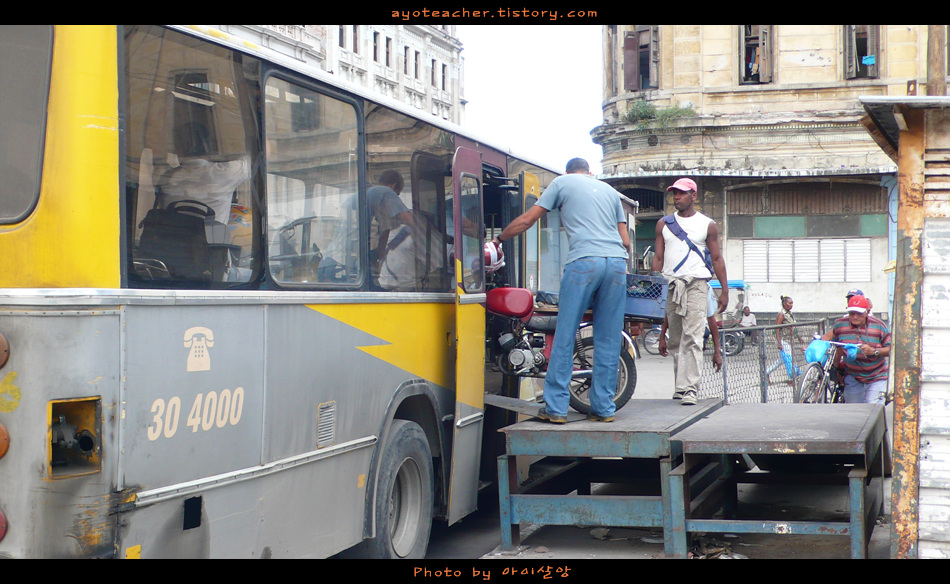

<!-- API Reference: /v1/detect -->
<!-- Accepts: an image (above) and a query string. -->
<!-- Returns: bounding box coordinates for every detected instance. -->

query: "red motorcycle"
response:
[485,286,637,415]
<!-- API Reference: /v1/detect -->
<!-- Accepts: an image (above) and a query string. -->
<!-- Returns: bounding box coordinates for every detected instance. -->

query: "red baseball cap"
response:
[667,178,697,192]
[847,294,870,314]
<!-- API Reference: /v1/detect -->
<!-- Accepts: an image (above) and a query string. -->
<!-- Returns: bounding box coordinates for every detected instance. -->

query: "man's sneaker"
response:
[586,412,615,423]
[537,407,567,424]
[672,392,684,400]
[681,392,698,406]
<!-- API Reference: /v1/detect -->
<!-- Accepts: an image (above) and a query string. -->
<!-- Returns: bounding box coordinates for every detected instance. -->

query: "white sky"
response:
[455,25,605,175]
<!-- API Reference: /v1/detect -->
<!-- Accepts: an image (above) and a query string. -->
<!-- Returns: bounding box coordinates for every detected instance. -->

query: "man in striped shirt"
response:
[822,294,890,404]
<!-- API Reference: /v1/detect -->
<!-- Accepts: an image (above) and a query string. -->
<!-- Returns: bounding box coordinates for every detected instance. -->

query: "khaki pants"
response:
[666,278,709,397]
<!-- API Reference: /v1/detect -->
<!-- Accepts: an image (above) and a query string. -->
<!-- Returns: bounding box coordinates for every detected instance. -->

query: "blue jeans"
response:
[543,257,627,417]
[843,375,887,404]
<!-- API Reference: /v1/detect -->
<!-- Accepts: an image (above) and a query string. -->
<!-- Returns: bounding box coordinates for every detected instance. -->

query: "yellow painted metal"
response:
[0,25,120,288]
[455,294,486,409]
[308,302,455,390]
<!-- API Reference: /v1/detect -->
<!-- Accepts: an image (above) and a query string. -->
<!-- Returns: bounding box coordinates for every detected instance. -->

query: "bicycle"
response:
[797,339,858,403]
[642,324,662,355]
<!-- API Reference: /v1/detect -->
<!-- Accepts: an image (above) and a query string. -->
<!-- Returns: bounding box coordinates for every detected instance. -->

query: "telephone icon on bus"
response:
[184,327,214,372]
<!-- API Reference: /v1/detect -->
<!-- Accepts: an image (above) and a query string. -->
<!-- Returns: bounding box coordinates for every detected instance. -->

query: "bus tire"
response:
[366,419,433,559]
[569,335,637,414]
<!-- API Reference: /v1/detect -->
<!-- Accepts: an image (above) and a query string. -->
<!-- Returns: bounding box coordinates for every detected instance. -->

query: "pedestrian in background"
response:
[739,306,757,328]
[766,295,803,382]
[652,177,728,405]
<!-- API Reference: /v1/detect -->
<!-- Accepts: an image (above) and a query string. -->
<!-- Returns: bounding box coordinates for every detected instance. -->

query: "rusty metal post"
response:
[890,108,925,559]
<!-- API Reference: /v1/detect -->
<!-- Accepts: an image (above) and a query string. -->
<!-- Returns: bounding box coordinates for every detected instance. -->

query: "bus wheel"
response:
[368,419,433,559]
[568,335,637,414]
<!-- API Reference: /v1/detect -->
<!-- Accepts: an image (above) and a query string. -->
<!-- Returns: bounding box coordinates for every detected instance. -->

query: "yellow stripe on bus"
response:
[308,303,456,390]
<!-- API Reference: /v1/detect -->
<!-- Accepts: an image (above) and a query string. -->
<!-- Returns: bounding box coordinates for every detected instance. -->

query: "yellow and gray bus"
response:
[0,24,617,558]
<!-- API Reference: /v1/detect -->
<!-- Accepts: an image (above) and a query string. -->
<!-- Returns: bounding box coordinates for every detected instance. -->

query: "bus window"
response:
[125,25,262,286]
[524,195,539,292]
[365,105,454,292]
[458,175,484,293]
[539,210,569,293]
[264,77,360,286]
[0,25,52,224]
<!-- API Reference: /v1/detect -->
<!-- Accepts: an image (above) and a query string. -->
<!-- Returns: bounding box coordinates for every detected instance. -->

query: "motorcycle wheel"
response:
[642,329,661,355]
[723,332,744,356]
[568,335,637,414]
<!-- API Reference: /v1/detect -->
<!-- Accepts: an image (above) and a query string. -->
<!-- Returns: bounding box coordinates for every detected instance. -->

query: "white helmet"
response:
[484,241,505,273]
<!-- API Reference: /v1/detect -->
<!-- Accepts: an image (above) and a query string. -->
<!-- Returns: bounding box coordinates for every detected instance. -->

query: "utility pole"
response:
[927,25,946,96]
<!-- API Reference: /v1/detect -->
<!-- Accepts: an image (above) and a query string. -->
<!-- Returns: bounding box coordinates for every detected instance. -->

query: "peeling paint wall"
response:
[917,108,950,558]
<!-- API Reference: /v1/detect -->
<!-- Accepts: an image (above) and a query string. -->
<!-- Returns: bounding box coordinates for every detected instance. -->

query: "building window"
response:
[442,64,448,90]
[404,46,409,75]
[740,25,772,84]
[844,25,879,79]
[624,26,658,91]
[352,27,359,55]
[338,26,345,49]
[373,32,380,62]
[385,37,392,67]
[743,238,871,283]
[431,59,437,86]
[414,51,420,79]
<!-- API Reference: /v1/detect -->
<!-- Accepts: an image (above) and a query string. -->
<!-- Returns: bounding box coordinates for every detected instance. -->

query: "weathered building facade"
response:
[592,25,943,322]
[213,25,465,125]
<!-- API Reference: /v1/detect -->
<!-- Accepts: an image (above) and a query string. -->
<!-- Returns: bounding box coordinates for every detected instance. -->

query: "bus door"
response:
[447,146,486,524]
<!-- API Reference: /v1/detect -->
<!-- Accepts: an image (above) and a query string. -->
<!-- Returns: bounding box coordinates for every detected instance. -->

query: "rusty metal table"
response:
[668,403,887,559]
[496,399,722,552]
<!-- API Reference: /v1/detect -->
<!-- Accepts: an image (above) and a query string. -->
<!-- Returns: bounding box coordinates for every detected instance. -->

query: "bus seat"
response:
[137,200,215,281]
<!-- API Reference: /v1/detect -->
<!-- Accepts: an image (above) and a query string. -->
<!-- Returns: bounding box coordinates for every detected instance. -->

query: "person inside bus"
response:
[318,170,414,283]
[142,144,251,281]
[377,210,448,291]
[157,153,251,230]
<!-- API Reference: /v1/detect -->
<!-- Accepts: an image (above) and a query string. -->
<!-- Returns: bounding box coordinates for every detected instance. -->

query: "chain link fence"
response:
[698,319,829,404]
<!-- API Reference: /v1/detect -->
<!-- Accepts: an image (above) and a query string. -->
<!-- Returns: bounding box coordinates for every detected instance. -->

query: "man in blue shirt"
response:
[491,158,631,422]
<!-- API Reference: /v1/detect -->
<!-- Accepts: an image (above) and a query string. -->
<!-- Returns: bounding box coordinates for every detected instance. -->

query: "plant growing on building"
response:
[625,100,696,129]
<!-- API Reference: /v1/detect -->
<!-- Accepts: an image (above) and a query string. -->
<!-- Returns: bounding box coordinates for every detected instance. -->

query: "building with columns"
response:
[212,25,465,125]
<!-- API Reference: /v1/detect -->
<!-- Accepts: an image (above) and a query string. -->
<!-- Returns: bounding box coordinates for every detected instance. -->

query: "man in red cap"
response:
[822,294,890,404]
[652,177,728,405]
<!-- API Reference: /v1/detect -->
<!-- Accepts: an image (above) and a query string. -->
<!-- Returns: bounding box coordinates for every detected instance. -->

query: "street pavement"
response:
[424,348,893,560]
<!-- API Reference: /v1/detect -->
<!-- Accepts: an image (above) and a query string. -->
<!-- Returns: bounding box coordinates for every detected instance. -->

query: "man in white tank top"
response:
[651,178,729,405]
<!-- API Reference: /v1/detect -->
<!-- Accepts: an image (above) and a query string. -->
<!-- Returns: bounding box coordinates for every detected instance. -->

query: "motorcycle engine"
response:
[504,347,545,375]
[496,332,544,375]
